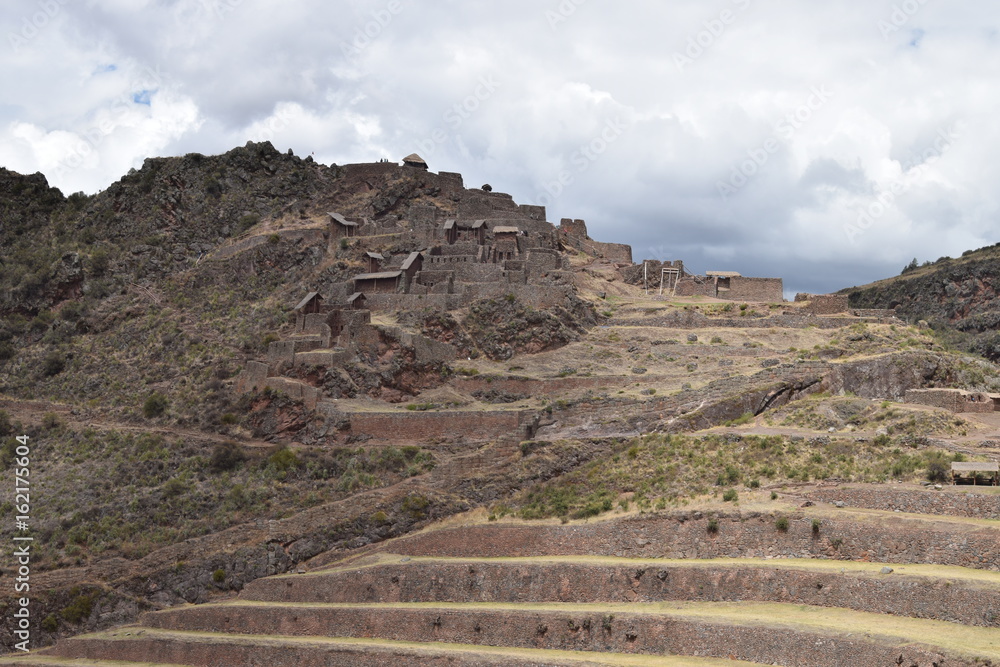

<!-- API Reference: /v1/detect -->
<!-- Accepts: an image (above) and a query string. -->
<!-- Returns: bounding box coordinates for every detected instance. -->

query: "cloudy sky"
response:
[1,0,997,295]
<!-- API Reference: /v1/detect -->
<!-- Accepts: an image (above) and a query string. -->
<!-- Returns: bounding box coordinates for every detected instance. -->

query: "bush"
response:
[925,452,951,483]
[267,233,280,244]
[41,412,62,430]
[811,518,822,534]
[61,589,97,624]
[770,491,778,500]
[209,441,245,472]
[88,249,110,277]
[143,392,169,418]
[268,446,299,472]
[707,518,719,534]
[775,516,789,532]
[722,488,738,502]
[42,351,65,376]
[212,568,225,583]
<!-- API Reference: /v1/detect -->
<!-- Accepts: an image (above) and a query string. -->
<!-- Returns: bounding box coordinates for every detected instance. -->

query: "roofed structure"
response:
[293,292,323,314]
[952,462,1000,485]
[402,153,428,170]
[328,211,358,239]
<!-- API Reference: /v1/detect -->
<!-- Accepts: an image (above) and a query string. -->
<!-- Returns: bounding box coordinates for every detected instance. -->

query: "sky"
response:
[1,0,998,296]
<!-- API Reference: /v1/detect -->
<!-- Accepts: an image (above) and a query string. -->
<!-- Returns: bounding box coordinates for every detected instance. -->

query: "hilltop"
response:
[845,244,1000,360]
[3,145,1000,664]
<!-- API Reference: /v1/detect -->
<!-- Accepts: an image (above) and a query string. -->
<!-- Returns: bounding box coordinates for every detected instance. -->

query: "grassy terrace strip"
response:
[287,552,1000,587]
[0,658,191,666]
[142,600,1000,660]
[16,630,768,667]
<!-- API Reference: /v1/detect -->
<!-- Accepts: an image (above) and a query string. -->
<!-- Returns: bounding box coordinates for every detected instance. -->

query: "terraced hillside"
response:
[6,147,1000,663]
[8,483,1000,665]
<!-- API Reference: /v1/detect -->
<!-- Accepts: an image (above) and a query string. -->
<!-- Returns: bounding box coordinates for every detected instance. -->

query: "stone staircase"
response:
[8,494,1000,665]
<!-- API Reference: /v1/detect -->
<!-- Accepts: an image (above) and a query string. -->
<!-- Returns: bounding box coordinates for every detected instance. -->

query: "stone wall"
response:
[796,293,850,315]
[386,510,1000,571]
[245,558,1000,629]
[262,378,320,409]
[558,218,588,239]
[807,486,1000,519]
[726,277,784,302]
[852,308,898,318]
[318,408,537,442]
[136,603,951,667]
[905,388,994,413]
[674,276,716,297]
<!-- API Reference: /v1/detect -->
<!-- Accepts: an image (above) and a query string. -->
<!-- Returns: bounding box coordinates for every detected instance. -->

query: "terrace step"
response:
[243,553,1000,627]
[372,510,1000,571]
[21,629,768,667]
[0,658,188,667]
[135,600,983,666]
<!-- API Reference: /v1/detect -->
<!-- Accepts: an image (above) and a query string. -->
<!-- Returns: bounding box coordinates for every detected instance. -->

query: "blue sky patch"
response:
[133,89,154,105]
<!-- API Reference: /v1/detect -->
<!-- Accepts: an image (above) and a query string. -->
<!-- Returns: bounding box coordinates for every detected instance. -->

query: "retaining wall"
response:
[138,604,950,667]
[245,559,1000,628]
[385,510,1000,571]
[319,409,537,443]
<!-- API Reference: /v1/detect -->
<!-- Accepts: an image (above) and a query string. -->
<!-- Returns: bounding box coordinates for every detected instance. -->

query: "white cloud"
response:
[0,0,998,293]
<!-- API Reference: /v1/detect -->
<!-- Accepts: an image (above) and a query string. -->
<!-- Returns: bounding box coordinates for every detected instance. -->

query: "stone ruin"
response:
[624,259,784,302]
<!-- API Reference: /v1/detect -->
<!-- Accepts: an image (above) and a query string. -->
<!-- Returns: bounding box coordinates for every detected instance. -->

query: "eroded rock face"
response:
[463,295,595,361]
[822,351,948,399]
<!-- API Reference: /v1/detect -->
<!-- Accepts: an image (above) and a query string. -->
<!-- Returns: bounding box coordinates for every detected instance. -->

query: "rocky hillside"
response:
[3,144,1000,662]
[845,244,1000,360]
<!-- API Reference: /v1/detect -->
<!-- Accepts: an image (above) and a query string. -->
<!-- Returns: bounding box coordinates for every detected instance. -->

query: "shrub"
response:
[267,233,280,244]
[163,476,189,498]
[775,516,789,532]
[268,446,299,472]
[143,392,169,418]
[212,569,225,583]
[812,518,822,534]
[722,488,738,502]
[209,441,245,472]
[770,491,778,500]
[88,248,111,277]
[61,589,97,624]
[707,518,719,533]
[41,412,62,430]
[42,351,65,376]
[925,452,951,483]
[339,237,349,250]
[402,494,430,520]
[220,413,238,425]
